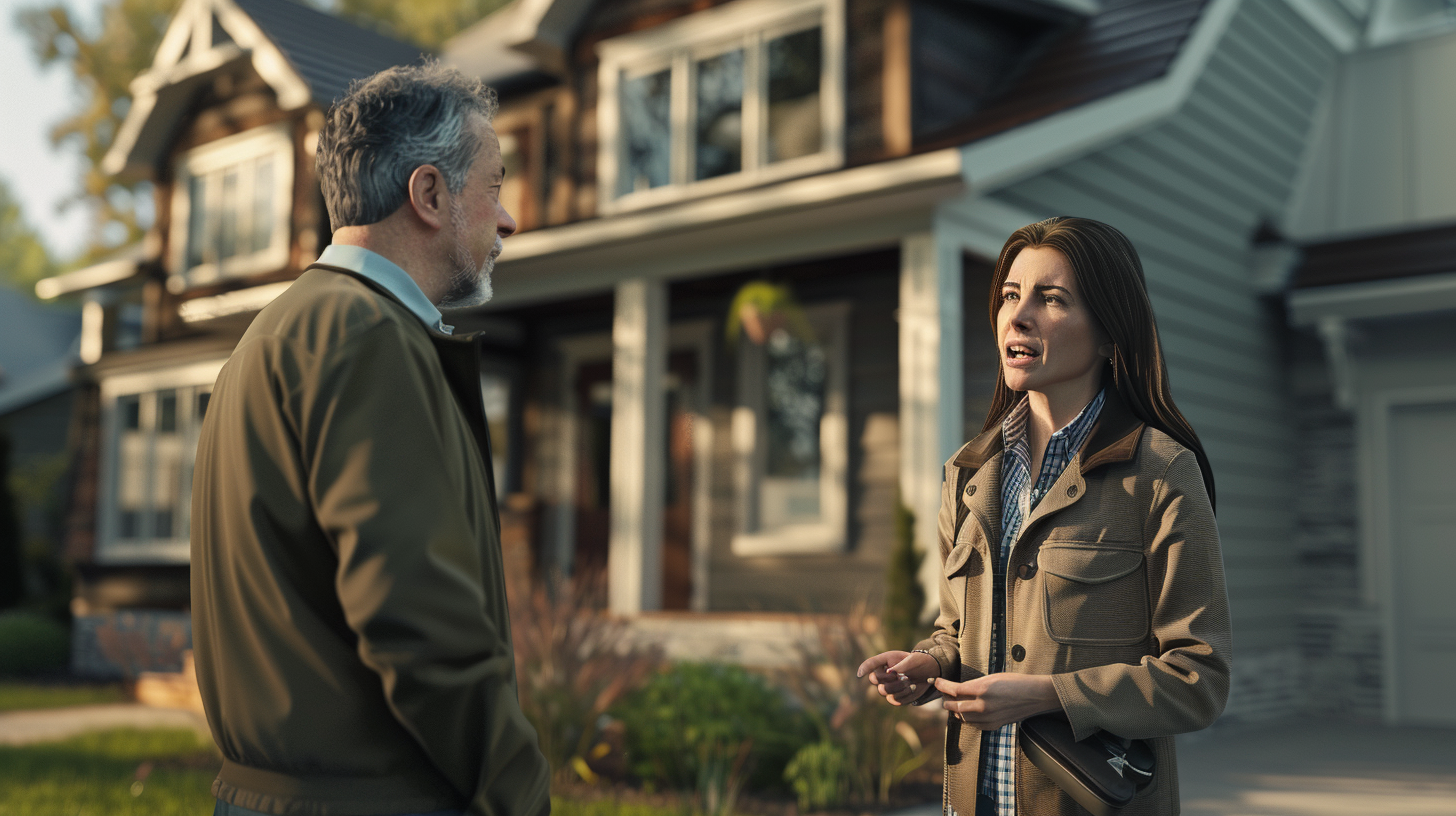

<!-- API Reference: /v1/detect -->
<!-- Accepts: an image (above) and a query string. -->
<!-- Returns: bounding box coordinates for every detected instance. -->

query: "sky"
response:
[0,0,104,261]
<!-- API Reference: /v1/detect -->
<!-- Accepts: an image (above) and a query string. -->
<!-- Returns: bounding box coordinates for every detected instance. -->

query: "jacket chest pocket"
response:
[1038,542,1149,646]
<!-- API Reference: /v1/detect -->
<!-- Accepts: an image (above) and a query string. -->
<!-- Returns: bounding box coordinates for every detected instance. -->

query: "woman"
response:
[858,217,1230,815]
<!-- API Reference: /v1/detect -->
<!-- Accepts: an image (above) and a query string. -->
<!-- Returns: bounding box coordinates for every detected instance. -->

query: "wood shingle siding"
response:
[985,0,1338,718]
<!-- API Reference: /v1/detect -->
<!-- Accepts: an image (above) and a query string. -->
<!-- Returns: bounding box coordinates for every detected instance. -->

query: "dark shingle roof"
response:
[233,0,430,107]
[916,0,1208,149]
[1295,222,1456,289]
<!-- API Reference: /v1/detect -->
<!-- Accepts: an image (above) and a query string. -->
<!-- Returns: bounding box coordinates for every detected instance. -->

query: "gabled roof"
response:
[233,0,428,105]
[104,0,425,179]
[917,0,1208,149]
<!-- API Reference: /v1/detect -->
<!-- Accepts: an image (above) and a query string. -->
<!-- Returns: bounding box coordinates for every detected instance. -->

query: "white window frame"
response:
[97,360,227,563]
[731,301,849,556]
[169,122,293,290]
[596,0,846,215]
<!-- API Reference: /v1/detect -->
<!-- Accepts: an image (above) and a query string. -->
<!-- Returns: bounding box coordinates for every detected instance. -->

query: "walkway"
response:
[0,703,210,745]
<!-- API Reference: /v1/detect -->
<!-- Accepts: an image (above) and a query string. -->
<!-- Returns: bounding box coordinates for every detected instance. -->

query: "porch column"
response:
[608,278,668,615]
[899,232,963,621]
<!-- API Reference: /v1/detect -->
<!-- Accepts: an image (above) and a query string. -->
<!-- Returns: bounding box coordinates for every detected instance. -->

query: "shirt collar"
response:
[1001,388,1107,461]
[316,244,455,335]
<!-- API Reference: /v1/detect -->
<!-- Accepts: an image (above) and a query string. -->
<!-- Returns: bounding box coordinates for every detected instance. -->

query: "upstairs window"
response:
[170,122,293,288]
[597,0,845,212]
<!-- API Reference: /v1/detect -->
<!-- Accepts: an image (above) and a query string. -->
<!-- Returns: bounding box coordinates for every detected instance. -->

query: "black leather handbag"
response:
[1020,713,1155,816]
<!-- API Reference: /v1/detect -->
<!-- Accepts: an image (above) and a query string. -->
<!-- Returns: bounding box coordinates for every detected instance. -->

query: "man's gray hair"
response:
[318,61,499,228]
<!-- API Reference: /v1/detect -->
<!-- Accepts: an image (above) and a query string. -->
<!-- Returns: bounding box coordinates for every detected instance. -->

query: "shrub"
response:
[774,605,941,807]
[883,499,925,651]
[612,661,811,812]
[784,740,850,811]
[0,610,69,677]
[509,570,663,786]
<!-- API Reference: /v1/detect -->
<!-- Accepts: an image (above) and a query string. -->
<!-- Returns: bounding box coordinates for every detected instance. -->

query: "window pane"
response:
[219,167,240,260]
[186,175,208,268]
[695,49,744,180]
[252,156,274,254]
[766,27,823,163]
[119,395,141,431]
[117,394,148,541]
[760,327,826,529]
[620,69,673,195]
[157,390,177,433]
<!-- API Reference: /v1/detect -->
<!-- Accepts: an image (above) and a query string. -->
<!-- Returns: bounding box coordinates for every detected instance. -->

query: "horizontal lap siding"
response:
[988,1,1336,664]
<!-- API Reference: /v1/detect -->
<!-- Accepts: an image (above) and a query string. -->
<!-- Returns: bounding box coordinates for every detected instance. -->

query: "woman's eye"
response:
[1001,291,1018,302]
[1043,295,1061,306]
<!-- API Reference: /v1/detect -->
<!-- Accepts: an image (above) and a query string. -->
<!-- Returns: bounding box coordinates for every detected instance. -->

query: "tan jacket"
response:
[915,389,1231,816]
[190,266,549,816]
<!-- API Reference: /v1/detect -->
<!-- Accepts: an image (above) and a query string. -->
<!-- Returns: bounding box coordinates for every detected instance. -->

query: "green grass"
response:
[552,797,691,816]
[0,728,219,816]
[0,682,130,712]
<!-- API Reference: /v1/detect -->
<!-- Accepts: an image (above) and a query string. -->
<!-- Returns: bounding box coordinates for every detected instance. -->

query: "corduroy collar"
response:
[952,385,1145,475]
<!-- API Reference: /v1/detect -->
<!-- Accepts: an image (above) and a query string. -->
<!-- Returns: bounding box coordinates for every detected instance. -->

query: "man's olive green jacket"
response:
[190,265,549,816]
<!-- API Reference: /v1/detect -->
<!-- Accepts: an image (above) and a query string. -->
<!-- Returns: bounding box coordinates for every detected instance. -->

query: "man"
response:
[190,62,549,816]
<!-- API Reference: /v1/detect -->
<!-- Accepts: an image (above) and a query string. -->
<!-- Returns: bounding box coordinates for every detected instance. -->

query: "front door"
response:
[1389,399,1456,725]
[570,350,697,610]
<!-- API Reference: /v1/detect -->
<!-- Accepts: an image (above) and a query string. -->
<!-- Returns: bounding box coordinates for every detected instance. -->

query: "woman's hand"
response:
[857,651,940,706]
[933,673,1062,730]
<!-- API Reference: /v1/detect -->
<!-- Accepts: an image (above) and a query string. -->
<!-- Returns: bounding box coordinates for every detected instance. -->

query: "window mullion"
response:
[743,33,765,174]
[671,52,692,186]
[140,392,157,545]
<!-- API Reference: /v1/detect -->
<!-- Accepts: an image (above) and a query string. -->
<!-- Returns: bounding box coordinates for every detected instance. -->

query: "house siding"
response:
[985,0,1338,720]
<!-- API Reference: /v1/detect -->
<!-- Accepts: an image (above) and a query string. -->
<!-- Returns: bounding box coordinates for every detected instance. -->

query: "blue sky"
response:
[0,0,104,261]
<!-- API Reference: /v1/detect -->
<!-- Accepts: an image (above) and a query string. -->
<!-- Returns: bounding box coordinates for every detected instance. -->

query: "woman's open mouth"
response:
[1005,344,1040,368]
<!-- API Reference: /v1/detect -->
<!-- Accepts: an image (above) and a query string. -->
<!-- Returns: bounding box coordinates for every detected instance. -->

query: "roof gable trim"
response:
[102,0,310,177]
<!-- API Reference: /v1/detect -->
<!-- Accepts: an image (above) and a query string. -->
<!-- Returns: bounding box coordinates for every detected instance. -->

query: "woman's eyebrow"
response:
[1032,284,1073,295]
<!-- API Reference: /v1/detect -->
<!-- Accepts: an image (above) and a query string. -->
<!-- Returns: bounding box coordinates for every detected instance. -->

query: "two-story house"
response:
[37,0,1456,726]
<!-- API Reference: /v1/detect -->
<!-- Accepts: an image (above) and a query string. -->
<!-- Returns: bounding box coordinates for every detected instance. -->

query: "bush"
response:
[774,605,941,807]
[0,611,69,677]
[509,570,662,785]
[612,662,812,812]
[784,740,850,811]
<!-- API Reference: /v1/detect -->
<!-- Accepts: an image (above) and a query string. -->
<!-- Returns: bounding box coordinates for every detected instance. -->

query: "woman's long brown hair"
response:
[980,216,1216,510]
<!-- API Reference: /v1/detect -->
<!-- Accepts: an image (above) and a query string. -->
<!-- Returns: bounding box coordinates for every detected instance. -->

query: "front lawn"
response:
[0,728,219,816]
[0,682,130,712]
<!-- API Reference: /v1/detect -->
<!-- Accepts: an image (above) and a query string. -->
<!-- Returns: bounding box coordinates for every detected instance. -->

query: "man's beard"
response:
[440,200,502,309]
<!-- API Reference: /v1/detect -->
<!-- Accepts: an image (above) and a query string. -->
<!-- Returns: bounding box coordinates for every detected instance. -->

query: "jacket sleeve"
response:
[912,462,965,686]
[1051,449,1232,741]
[300,322,550,816]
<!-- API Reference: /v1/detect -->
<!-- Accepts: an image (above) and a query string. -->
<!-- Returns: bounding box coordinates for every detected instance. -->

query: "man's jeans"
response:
[214,799,461,816]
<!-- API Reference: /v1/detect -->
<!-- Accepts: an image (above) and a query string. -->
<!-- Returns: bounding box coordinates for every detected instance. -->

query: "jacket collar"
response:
[304,263,480,343]
[952,386,1145,475]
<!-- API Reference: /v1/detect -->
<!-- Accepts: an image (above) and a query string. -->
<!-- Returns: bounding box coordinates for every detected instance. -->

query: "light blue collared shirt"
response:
[316,244,454,335]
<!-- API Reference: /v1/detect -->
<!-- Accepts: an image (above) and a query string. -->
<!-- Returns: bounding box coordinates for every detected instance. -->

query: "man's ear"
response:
[406,164,449,230]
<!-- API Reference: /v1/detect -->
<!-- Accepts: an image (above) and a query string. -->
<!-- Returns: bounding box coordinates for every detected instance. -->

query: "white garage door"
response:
[1389,400,1456,725]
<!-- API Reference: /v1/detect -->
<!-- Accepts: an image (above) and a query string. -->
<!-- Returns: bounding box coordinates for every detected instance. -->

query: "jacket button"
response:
[1017,563,1037,580]
[1011,645,1026,662]
[1067,484,1079,498]
[966,484,977,497]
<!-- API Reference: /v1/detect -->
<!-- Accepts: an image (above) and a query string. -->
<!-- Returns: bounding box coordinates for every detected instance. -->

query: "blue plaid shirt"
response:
[979,389,1104,815]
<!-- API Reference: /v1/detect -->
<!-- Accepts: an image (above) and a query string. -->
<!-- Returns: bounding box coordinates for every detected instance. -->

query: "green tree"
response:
[882,498,925,650]
[0,178,58,295]
[331,0,512,50]
[16,0,176,261]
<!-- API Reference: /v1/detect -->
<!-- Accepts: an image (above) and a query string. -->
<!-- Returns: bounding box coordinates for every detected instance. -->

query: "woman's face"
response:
[996,245,1109,401]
